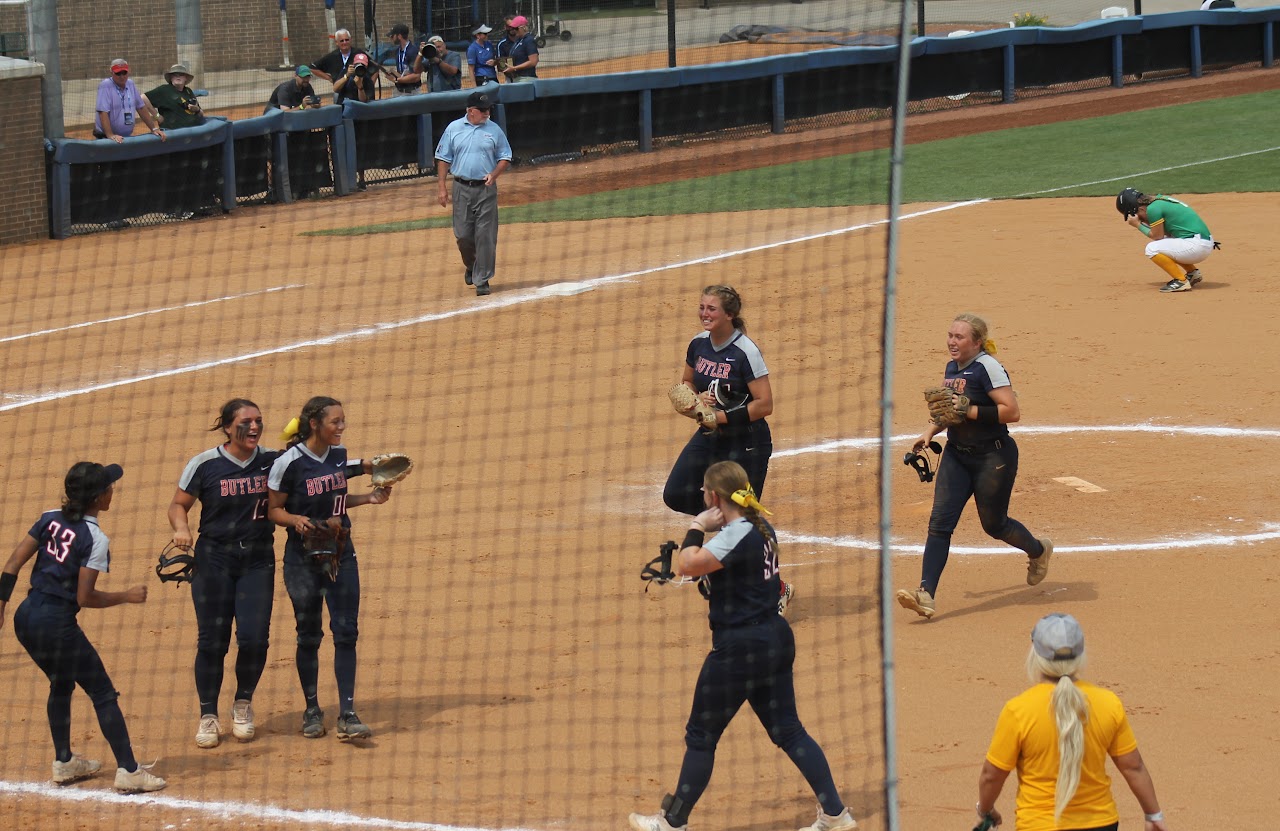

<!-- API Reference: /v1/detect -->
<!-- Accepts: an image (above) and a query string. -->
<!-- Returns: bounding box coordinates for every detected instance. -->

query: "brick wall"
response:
[0,75,50,244]
[53,0,416,79]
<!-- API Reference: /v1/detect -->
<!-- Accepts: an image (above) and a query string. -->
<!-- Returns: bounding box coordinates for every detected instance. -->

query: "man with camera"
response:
[265,65,323,112]
[415,35,462,93]
[332,52,374,103]
[146,64,205,129]
[310,28,372,104]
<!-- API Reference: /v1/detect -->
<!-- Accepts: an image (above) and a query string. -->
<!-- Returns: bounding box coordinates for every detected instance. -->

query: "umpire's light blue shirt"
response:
[435,116,512,181]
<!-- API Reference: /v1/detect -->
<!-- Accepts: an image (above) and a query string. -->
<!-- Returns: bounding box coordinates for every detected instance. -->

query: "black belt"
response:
[453,177,486,187]
[949,437,1005,454]
[395,83,420,90]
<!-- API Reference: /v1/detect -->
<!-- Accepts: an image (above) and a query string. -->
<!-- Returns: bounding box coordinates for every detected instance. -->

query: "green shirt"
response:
[145,83,204,129]
[1146,195,1211,239]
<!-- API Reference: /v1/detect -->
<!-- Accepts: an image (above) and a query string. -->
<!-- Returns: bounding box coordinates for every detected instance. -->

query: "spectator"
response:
[467,24,499,87]
[496,15,518,78]
[94,59,165,143]
[333,53,374,104]
[265,66,322,112]
[435,90,512,297]
[385,23,422,96]
[146,64,205,130]
[415,35,462,93]
[976,613,1170,831]
[503,15,540,82]
[310,28,371,103]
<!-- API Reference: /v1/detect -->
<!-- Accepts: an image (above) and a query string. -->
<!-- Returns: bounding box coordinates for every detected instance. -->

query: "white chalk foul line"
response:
[0,284,304,345]
[777,423,1280,554]
[0,779,542,831]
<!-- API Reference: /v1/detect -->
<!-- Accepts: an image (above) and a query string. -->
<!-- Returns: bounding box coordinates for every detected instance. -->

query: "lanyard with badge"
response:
[118,82,134,127]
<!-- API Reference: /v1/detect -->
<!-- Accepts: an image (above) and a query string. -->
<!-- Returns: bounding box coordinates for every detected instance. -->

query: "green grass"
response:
[311,89,1280,237]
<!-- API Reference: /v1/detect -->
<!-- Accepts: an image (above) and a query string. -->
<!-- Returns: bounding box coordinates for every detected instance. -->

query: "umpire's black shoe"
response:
[464,269,473,286]
[475,284,491,296]
[337,711,373,741]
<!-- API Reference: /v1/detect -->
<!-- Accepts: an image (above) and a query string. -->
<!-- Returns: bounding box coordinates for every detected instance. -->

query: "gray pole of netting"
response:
[29,0,63,137]
[175,0,205,86]
[878,0,916,829]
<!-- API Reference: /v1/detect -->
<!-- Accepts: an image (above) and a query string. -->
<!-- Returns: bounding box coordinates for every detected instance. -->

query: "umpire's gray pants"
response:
[452,181,499,289]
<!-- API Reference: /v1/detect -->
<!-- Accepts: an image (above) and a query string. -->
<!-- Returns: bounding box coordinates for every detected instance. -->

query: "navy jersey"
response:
[702,517,782,629]
[269,444,364,548]
[26,510,111,604]
[686,330,769,438]
[942,352,1012,445]
[178,446,280,545]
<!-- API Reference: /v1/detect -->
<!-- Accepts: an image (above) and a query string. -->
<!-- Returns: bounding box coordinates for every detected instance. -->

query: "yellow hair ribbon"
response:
[983,338,998,355]
[279,417,300,442]
[730,486,773,516]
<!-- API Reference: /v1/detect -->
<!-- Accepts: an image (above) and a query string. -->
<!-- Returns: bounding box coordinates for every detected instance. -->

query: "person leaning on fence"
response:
[977,613,1170,831]
[146,64,205,130]
[385,23,422,96]
[502,16,540,82]
[467,24,499,86]
[95,59,165,143]
[415,35,461,93]
[265,66,322,113]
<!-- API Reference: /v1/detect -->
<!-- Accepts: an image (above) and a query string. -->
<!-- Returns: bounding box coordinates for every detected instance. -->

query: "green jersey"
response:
[1146,195,1212,240]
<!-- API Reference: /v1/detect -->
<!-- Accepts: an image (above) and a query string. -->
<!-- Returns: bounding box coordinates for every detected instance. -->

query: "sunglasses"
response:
[113,69,129,75]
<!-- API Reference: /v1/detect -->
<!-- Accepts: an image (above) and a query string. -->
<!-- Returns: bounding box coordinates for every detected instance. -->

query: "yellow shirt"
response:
[985,681,1138,831]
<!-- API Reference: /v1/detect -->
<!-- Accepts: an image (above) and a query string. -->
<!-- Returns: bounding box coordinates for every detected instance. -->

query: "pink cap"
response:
[510,15,528,27]
[352,53,369,65]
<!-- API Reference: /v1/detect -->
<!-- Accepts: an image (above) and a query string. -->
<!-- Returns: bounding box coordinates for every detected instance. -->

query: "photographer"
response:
[146,64,204,129]
[415,35,462,93]
[333,53,374,103]
[265,66,322,113]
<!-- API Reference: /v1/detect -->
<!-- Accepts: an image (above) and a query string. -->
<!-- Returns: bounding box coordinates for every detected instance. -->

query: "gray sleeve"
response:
[85,524,111,573]
[178,449,218,493]
[739,336,769,380]
[268,450,295,491]
[703,521,751,563]
[976,354,1011,389]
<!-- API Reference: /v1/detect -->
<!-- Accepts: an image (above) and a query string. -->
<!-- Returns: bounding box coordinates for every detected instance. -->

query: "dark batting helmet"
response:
[1116,187,1144,217]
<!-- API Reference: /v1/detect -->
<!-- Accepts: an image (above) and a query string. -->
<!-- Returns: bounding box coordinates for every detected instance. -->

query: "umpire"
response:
[435,90,512,297]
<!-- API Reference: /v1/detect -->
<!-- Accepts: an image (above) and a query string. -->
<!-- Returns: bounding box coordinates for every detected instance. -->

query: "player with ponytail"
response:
[628,462,856,831]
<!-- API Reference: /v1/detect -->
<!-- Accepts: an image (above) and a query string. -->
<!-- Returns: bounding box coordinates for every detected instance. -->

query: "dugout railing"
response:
[44,7,1280,238]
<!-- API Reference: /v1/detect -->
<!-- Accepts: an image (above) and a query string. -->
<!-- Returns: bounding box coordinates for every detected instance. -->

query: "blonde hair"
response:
[1025,647,1088,823]
[954,312,998,355]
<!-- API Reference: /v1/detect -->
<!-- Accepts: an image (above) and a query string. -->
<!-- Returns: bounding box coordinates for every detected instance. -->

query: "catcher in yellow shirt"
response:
[975,614,1170,831]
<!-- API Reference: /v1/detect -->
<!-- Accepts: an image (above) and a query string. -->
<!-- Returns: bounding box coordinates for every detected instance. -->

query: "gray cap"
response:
[165,63,194,82]
[473,23,493,34]
[1031,613,1085,661]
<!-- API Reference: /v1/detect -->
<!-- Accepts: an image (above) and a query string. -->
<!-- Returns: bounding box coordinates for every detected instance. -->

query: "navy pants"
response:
[663,616,844,826]
[920,436,1044,596]
[13,592,137,770]
[191,538,275,716]
[283,544,360,714]
[663,421,772,516]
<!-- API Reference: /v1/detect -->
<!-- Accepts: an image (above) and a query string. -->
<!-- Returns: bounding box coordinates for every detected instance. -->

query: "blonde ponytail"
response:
[1025,646,1089,824]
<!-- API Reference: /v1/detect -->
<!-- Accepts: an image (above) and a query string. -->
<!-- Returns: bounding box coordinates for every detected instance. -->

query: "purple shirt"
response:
[95,77,148,137]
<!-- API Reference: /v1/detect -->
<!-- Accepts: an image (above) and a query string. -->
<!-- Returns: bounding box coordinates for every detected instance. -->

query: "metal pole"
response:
[666,0,676,67]
[278,0,293,67]
[917,0,925,38]
[878,0,916,829]
[175,0,205,83]
[29,0,62,137]
[325,0,339,46]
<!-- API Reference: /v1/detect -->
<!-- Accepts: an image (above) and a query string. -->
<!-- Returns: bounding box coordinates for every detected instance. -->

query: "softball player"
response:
[168,398,279,749]
[1116,187,1216,293]
[897,313,1052,620]
[662,285,793,614]
[630,461,856,831]
[267,396,391,741]
[0,462,166,793]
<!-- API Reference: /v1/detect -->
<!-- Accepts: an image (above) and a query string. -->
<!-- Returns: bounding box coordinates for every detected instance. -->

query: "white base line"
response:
[0,779,542,831]
[0,284,303,345]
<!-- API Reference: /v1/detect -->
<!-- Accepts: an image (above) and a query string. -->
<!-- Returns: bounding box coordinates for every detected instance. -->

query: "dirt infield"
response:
[1,64,1278,831]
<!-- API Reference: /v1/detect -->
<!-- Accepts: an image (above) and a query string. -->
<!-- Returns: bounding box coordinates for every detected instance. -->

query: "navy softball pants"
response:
[663,421,772,516]
[283,545,360,714]
[191,538,275,716]
[13,592,137,770]
[663,616,844,826]
[920,436,1044,596]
